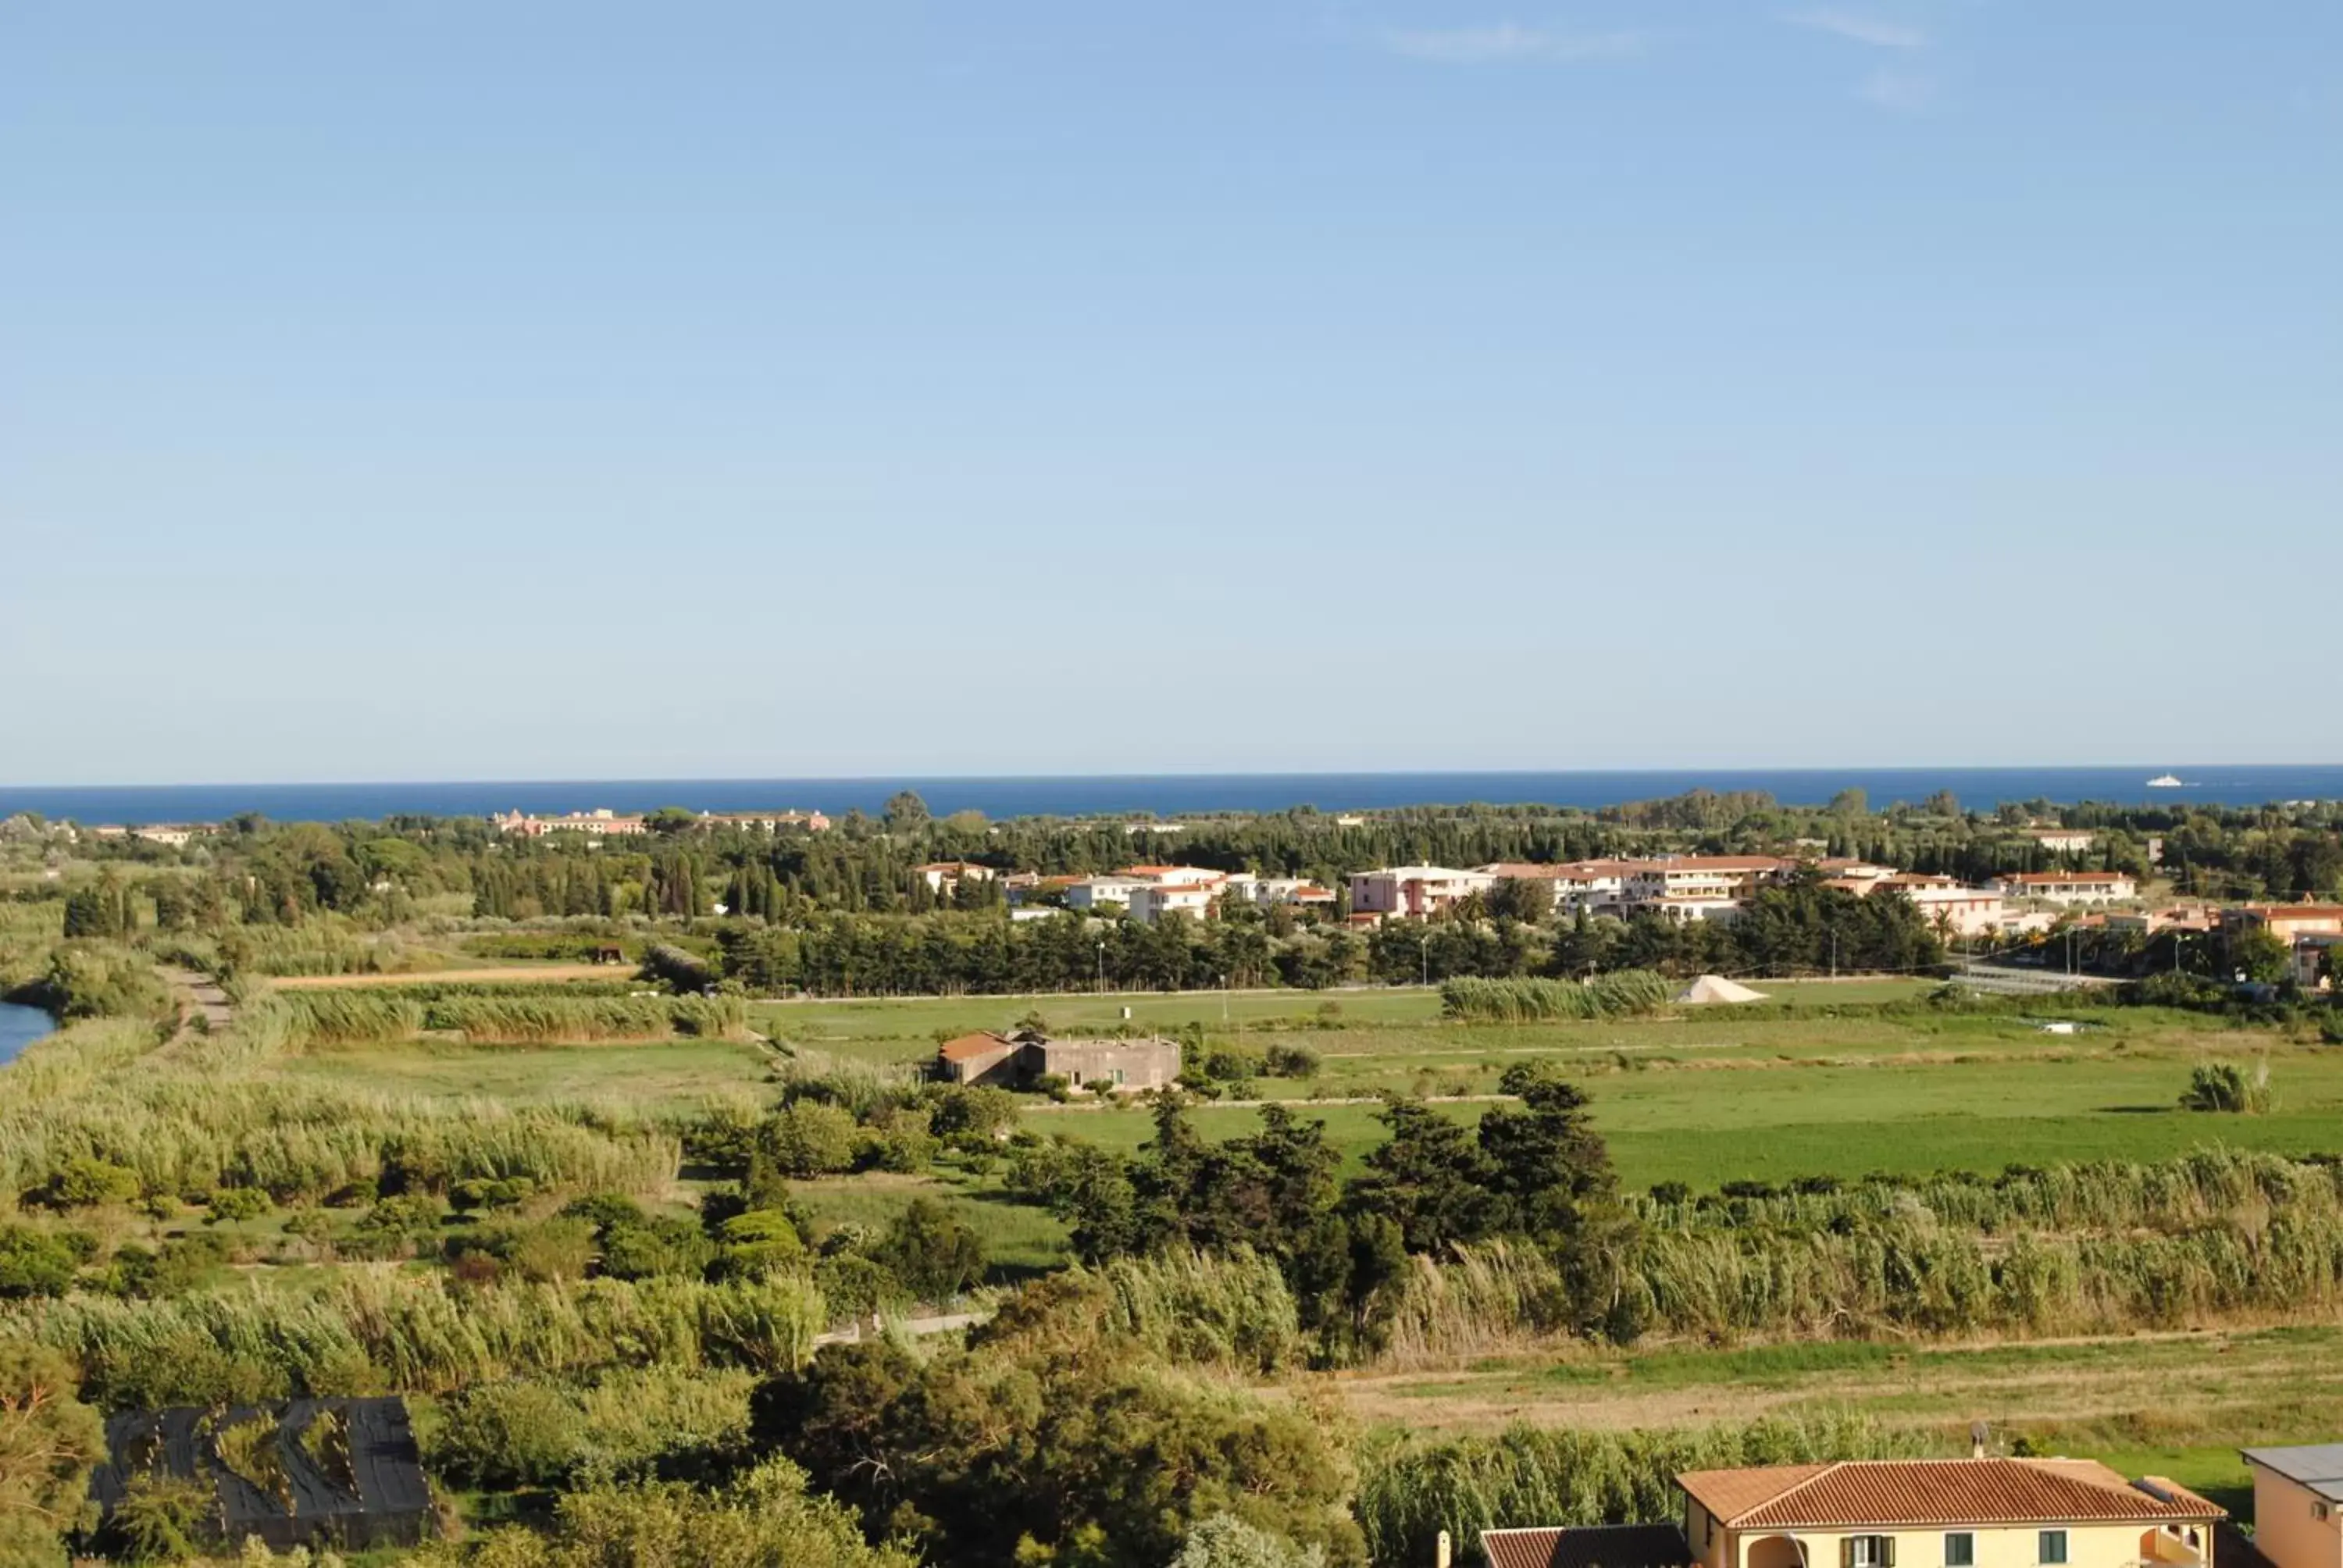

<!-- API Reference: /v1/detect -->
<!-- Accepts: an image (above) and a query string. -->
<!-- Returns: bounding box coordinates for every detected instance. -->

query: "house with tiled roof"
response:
[1488,1456,2222,1568]
[934,1028,1180,1093]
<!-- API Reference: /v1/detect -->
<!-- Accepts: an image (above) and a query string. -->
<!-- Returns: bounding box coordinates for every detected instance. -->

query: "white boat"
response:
[2146,773,2184,788]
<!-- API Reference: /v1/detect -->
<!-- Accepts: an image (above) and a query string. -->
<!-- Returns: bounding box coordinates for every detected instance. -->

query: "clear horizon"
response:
[1,760,2322,793]
[6,3,2336,779]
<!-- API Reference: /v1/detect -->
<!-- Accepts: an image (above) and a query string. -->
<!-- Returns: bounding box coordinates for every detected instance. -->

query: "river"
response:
[0,1000,56,1067]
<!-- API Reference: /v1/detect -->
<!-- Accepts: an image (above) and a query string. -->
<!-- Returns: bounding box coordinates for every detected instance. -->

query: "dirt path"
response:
[269,964,635,990]
[156,966,234,1035]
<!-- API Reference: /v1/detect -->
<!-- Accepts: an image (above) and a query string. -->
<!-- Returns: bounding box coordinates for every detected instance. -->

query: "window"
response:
[2039,1531,2069,1565]
[2316,1503,2332,1523]
[1848,1538,1895,1568]
[1944,1535,1974,1567]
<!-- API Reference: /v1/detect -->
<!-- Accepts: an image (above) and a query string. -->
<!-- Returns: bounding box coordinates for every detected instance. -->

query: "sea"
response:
[2,766,2339,825]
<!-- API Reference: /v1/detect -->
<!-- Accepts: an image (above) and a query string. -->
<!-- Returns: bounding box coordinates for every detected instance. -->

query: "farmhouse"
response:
[1488,1456,2223,1568]
[934,1029,1181,1092]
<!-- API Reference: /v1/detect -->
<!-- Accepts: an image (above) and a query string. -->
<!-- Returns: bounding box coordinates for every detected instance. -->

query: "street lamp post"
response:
[1096,939,1105,993]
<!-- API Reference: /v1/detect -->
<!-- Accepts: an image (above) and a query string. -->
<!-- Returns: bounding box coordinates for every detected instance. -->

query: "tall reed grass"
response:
[1440,973,1671,1023]
[3,1266,823,1406]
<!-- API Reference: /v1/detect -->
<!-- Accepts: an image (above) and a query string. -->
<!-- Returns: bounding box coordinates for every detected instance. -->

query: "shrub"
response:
[715,1210,806,1278]
[426,1379,590,1488]
[205,1187,270,1224]
[34,1157,141,1210]
[2181,1061,2273,1114]
[0,1226,82,1299]
[870,1200,986,1303]
[751,1104,859,1184]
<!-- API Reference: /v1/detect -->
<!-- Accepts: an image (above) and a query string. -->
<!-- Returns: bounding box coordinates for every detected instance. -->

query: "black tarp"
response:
[89,1396,437,1552]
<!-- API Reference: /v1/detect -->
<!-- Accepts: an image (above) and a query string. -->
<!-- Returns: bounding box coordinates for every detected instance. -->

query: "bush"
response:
[870,1199,986,1303]
[205,1187,270,1224]
[752,1104,859,1185]
[34,1157,141,1210]
[1263,1045,1321,1080]
[715,1210,806,1278]
[0,1225,82,1299]
[425,1379,591,1488]
[2181,1061,2273,1114]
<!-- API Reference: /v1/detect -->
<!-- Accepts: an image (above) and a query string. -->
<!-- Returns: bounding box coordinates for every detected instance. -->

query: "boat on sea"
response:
[2146,773,2184,788]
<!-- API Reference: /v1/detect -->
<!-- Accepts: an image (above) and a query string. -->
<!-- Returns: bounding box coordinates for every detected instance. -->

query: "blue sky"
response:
[3,2,2337,783]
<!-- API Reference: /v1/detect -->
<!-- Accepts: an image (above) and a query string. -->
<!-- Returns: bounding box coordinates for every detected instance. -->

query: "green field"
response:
[280,1036,776,1111]
[282,987,2343,1193]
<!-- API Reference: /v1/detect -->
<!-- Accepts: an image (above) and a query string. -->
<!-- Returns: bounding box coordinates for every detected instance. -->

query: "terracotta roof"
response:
[2231,905,2343,922]
[1482,1525,1692,1568]
[1679,1459,2224,1531]
[937,1032,1012,1063]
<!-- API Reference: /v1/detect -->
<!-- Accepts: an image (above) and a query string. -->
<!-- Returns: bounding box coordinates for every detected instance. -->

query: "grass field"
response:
[280,1036,776,1111]
[281,985,2343,1191]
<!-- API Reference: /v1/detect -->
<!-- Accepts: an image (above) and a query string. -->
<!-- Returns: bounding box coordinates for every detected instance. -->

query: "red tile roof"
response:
[937,1031,1012,1063]
[1679,1459,2224,1531]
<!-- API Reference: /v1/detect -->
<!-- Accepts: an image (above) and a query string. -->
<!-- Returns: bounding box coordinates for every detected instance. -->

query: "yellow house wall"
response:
[1734,1522,2188,1568]
[2251,1471,2343,1568]
[1684,1500,1729,1568]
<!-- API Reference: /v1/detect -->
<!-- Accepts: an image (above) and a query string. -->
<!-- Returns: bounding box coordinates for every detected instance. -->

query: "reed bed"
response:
[1636,1147,2343,1238]
[1089,1249,1306,1373]
[4,1266,824,1406]
[1357,1411,1934,1568]
[1439,973,1671,1023]
[272,989,747,1046]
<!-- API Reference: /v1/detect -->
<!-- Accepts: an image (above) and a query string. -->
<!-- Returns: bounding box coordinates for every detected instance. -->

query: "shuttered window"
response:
[1945,1534,1974,1566]
[1845,1537,1895,1568]
[2039,1531,2070,1565]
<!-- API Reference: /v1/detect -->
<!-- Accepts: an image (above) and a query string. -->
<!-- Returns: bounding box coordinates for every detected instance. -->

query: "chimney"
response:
[1437,1531,1453,1568]
[1970,1420,1990,1460]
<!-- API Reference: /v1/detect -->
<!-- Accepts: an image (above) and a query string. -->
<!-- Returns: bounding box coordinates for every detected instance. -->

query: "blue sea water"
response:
[2,767,2339,825]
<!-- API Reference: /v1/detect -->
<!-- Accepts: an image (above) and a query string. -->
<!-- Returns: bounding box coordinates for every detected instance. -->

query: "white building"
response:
[1621,856,1792,909]
[914,861,997,895]
[2024,828,2099,855]
[1128,882,1220,924]
[1989,871,2138,906]
[1349,865,1497,920]
[1067,875,1147,910]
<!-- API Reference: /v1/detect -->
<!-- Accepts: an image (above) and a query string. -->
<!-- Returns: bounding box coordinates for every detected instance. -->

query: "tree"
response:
[0,1339,105,1566]
[2230,927,2291,984]
[1486,878,1554,925]
[872,1199,986,1302]
[883,792,931,833]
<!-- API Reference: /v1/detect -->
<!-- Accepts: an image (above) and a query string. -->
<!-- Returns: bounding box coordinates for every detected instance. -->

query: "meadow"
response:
[255,980,2343,1193]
